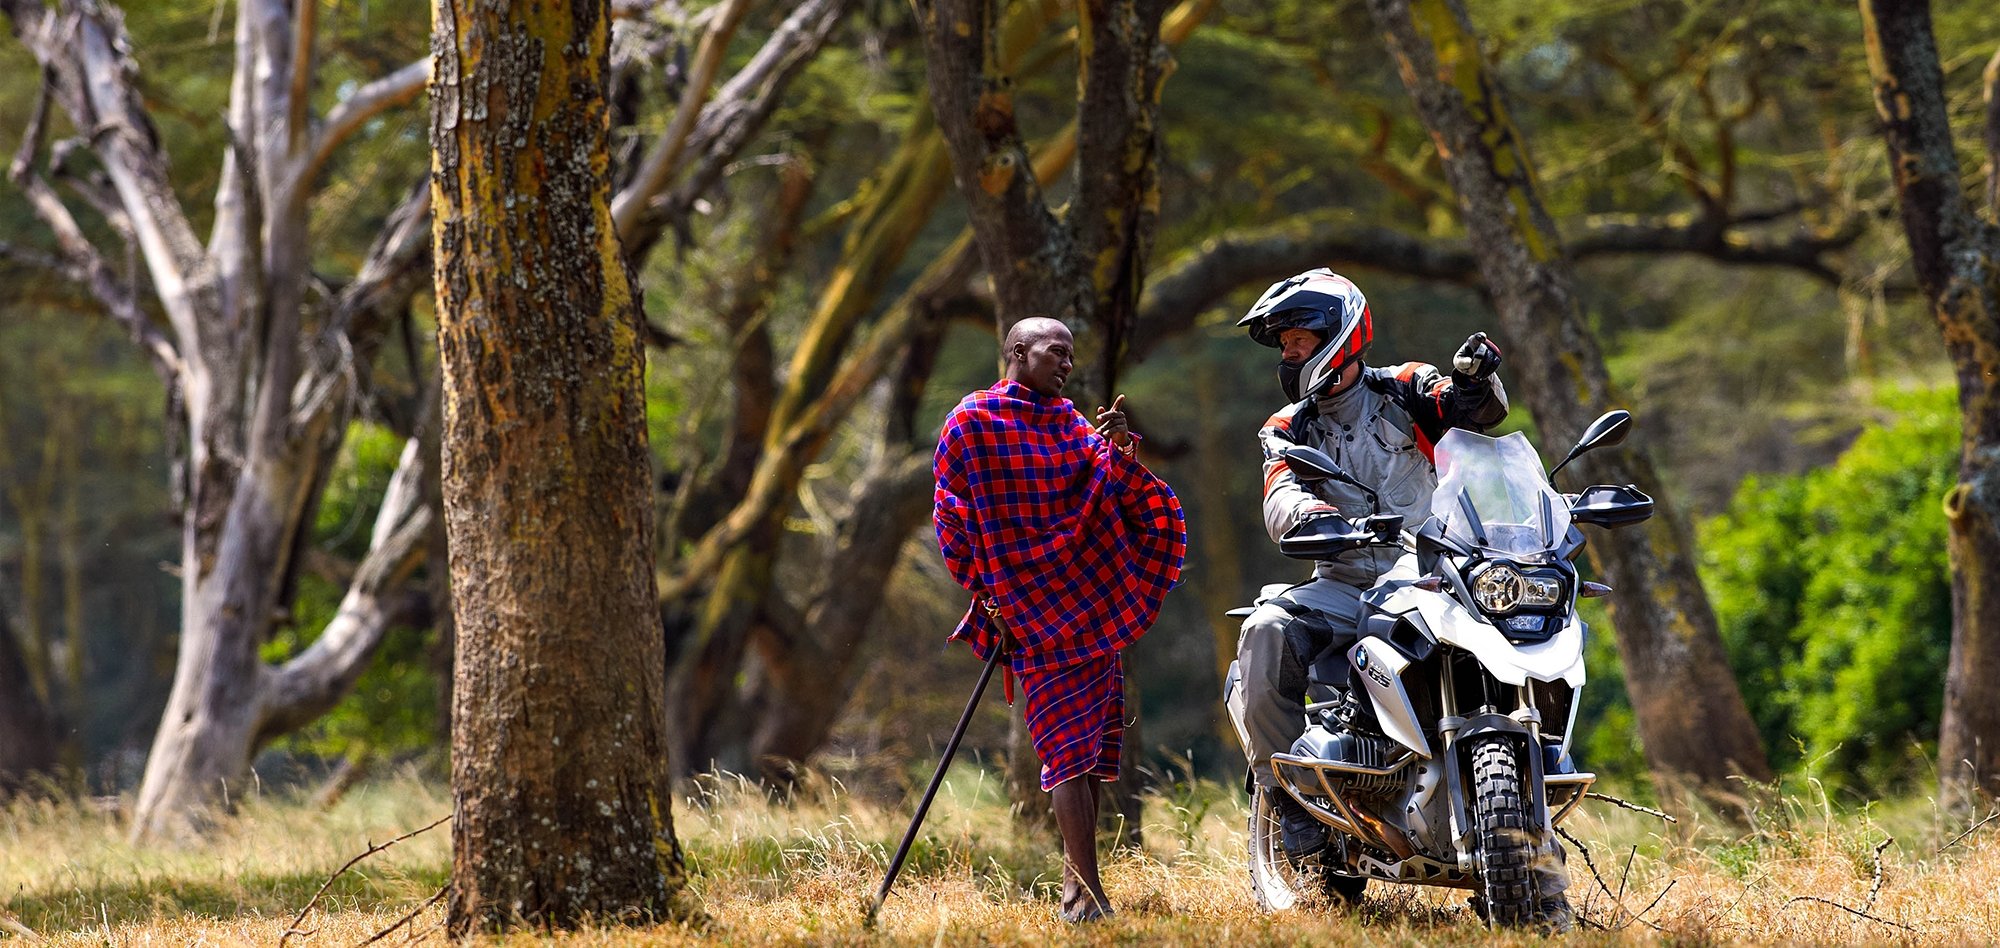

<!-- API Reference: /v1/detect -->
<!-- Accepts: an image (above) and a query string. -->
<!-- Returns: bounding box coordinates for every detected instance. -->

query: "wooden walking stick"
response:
[865,603,1010,927]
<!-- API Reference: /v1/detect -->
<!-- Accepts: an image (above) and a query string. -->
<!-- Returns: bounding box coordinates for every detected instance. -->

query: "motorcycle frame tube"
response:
[1269,758,1369,845]
[1269,751,1420,859]
[1546,772,1597,824]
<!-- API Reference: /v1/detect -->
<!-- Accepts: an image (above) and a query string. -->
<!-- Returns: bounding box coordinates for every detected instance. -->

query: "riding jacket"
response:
[1259,363,1509,589]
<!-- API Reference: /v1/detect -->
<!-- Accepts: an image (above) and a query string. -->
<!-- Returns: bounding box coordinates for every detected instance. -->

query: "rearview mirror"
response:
[1280,445,1382,510]
[1549,409,1633,479]
[1279,445,1345,483]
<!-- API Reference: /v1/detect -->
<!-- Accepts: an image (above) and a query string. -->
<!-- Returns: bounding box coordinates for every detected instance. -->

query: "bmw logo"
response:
[1355,650,1369,670]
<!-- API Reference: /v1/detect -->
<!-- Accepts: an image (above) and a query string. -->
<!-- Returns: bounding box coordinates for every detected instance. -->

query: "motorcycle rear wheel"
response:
[1246,782,1368,911]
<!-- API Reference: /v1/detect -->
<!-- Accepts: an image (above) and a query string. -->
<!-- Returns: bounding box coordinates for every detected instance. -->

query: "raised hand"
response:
[1454,332,1503,381]
[1094,393,1132,446]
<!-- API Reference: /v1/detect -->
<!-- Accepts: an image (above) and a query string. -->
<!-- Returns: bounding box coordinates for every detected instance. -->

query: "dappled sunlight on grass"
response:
[3,769,1996,944]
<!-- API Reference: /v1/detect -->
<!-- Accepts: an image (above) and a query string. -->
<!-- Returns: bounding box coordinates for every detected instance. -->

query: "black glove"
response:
[1453,331,1503,383]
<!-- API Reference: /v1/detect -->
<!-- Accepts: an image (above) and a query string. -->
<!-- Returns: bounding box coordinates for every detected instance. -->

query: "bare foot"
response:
[1060,885,1114,923]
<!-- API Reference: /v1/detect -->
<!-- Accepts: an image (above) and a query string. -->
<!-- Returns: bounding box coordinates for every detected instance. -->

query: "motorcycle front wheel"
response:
[1246,781,1368,911]
[1468,736,1542,926]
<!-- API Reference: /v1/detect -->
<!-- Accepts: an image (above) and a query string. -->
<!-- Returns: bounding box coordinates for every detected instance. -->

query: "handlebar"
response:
[1278,513,1406,560]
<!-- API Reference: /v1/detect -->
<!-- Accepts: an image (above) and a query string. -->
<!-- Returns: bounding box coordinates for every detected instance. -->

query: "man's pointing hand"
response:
[1094,394,1132,447]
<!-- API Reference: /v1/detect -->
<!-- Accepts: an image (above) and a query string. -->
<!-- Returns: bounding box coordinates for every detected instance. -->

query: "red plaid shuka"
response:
[932,379,1187,677]
[1019,654,1123,790]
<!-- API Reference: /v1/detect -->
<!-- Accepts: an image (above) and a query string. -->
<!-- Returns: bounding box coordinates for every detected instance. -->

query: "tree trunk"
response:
[1364,0,1772,799]
[1858,0,2000,811]
[1189,358,1249,703]
[429,0,693,932]
[3,0,442,839]
[0,606,59,797]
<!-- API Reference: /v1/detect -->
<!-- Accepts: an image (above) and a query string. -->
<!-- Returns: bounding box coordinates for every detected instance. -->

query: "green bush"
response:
[1701,385,1957,793]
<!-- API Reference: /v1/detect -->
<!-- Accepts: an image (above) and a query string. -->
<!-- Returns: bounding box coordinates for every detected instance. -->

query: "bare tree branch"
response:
[14,172,180,377]
[2,0,207,350]
[0,241,69,278]
[1132,205,1865,361]
[278,813,450,948]
[636,0,853,256]
[6,64,53,184]
[610,0,754,238]
[261,434,432,735]
[293,58,429,203]
[331,181,433,340]
[285,0,318,155]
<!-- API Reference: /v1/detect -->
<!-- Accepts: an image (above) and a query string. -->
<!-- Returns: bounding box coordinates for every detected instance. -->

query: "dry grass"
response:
[3,769,1996,945]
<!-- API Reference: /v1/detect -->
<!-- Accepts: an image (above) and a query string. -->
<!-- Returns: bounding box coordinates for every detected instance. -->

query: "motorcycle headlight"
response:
[1521,574,1564,608]
[1472,564,1525,613]
[1473,564,1564,615]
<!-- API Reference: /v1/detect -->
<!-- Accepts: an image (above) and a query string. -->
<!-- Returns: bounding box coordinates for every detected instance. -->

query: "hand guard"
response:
[1453,331,1503,382]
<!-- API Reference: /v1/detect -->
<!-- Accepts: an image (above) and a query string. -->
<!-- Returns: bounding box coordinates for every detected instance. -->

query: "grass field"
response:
[3,769,1996,945]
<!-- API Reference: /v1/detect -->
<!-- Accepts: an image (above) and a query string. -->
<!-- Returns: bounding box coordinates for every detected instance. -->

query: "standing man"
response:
[933,317,1186,922]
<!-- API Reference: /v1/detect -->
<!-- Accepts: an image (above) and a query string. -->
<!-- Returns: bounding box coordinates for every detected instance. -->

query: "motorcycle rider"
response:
[1234,268,1508,861]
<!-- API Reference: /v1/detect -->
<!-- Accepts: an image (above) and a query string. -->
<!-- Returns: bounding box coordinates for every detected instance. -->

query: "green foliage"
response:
[1701,385,1957,793]
[261,423,437,761]
[1569,596,1650,789]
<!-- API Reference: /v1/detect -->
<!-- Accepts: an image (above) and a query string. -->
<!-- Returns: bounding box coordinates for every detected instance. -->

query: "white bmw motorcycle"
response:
[1223,410,1654,926]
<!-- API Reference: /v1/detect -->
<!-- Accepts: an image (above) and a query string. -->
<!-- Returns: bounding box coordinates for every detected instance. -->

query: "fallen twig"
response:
[1554,825,1663,932]
[1616,843,1636,903]
[1862,837,1891,915]
[1585,791,1677,823]
[1782,895,1918,933]
[278,814,449,947]
[1937,809,1999,854]
[0,907,40,940]
[359,885,448,946]
[1623,878,1676,932]
[398,918,445,945]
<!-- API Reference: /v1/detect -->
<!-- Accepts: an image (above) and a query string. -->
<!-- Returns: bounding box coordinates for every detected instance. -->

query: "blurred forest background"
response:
[0,0,1991,826]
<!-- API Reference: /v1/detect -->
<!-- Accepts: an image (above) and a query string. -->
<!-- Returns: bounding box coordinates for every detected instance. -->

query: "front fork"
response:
[1438,663,1558,871]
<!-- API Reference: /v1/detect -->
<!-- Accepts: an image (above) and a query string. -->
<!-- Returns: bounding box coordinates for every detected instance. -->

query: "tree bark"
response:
[429,0,693,932]
[1859,0,2000,811]
[1365,0,1773,800]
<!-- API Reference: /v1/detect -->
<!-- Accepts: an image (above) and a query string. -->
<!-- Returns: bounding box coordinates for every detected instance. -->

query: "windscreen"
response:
[1431,429,1569,557]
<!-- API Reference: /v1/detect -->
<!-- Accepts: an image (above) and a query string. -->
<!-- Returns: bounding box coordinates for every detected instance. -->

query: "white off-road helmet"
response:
[1238,268,1374,401]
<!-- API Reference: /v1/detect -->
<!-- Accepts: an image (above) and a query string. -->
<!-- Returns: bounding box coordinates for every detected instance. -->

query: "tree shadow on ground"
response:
[4,865,447,935]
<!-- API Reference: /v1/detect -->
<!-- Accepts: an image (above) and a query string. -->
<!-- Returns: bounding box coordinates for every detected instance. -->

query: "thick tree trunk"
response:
[744,449,934,783]
[1365,0,1772,799]
[1858,0,2000,811]
[429,0,692,932]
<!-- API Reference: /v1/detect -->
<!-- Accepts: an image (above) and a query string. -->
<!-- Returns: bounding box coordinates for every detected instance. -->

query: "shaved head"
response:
[1003,317,1072,359]
[1002,317,1075,397]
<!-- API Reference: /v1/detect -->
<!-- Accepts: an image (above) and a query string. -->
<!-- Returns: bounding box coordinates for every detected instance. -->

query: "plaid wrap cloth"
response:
[1019,654,1124,790]
[932,379,1187,680]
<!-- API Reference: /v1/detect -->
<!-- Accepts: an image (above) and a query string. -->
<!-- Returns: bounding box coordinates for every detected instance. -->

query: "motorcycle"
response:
[1222,410,1655,925]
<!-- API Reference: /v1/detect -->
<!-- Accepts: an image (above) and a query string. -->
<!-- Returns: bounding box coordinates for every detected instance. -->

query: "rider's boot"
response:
[1273,789,1328,862]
